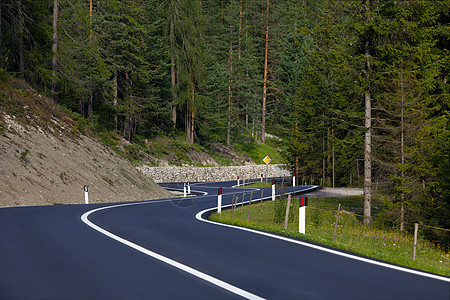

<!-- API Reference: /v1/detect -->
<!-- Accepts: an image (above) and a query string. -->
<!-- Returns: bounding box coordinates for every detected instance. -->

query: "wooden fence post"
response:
[247,191,253,222]
[284,194,291,230]
[333,203,341,242]
[231,195,236,219]
[412,223,418,261]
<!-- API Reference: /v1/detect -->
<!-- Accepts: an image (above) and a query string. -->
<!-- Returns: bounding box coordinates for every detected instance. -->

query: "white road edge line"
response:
[81,197,265,300]
[196,186,450,283]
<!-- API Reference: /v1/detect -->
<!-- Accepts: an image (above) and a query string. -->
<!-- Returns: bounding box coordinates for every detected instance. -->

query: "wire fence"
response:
[218,188,449,276]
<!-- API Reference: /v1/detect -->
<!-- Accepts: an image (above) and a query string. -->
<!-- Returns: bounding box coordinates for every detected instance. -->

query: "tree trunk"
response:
[0,1,2,54]
[113,69,118,131]
[400,61,405,231]
[191,84,195,144]
[327,127,330,185]
[363,41,372,225]
[238,0,242,60]
[261,0,269,144]
[17,0,24,79]
[88,90,93,120]
[251,118,255,140]
[186,83,195,144]
[332,127,335,188]
[89,0,93,40]
[245,104,248,131]
[171,55,177,128]
[185,109,190,143]
[227,20,233,147]
[362,0,373,226]
[322,133,326,186]
[170,15,177,129]
[51,0,59,102]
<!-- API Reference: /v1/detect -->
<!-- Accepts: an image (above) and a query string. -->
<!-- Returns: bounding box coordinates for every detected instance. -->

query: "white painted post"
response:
[187,182,191,194]
[84,185,89,204]
[293,173,296,187]
[217,187,222,214]
[183,183,187,197]
[299,196,308,234]
[237,176,240,187]
[299,206,305,234]
[271,179,276,201]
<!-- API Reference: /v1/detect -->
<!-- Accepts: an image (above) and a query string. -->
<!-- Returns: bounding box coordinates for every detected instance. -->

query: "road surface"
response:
[1,179,449,299]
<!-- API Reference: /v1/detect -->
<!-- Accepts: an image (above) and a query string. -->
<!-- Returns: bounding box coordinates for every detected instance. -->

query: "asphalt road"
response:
[1,179,449,299]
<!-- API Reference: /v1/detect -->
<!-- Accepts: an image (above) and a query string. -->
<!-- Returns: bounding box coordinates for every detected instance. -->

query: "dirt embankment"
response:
[0,79,173,207]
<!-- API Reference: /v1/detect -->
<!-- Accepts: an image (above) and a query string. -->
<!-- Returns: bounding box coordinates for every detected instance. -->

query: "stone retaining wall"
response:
[137,164,290,183]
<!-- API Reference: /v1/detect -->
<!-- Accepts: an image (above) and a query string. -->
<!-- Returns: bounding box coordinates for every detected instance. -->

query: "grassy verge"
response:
[233,136,286,165]
[237,182,273,188]
[209,195,449,277]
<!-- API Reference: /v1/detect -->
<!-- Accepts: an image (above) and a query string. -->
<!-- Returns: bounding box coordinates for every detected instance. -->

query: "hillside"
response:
[0,77,174,207]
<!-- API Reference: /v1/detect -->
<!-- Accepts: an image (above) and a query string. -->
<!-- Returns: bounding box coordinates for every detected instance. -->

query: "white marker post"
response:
[84,185,89,204]
[237,176,240,187]
[183,183,187,197]
[217,187,223,214]
[271,179,276,201]
[299,196,308,234]
[187,182,191,194]
[293,173,296,187]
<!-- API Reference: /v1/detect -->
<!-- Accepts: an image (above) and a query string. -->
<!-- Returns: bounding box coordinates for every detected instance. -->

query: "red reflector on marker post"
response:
[300,196,308,207]
[299,196,308,234]
[217,187,223,214]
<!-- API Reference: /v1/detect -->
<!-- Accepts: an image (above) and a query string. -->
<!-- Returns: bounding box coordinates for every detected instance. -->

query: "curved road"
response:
[1,180,449,299]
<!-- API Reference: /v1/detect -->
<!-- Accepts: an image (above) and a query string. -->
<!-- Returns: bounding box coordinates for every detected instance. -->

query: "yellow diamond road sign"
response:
[263,156,271,165]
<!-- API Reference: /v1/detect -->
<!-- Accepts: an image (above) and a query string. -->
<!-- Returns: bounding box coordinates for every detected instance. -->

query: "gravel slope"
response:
[0,114,173,207]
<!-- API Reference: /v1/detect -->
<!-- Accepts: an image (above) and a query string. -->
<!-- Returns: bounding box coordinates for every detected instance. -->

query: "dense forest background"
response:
[1,0,448,234]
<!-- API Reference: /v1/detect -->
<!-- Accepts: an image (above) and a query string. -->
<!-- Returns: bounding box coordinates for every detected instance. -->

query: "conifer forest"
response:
[1,1,449,237]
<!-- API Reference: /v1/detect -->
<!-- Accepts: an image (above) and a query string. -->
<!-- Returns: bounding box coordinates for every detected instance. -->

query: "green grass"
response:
[237,182,273,188]
[209,195,449,277]
[233,136,286,165]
